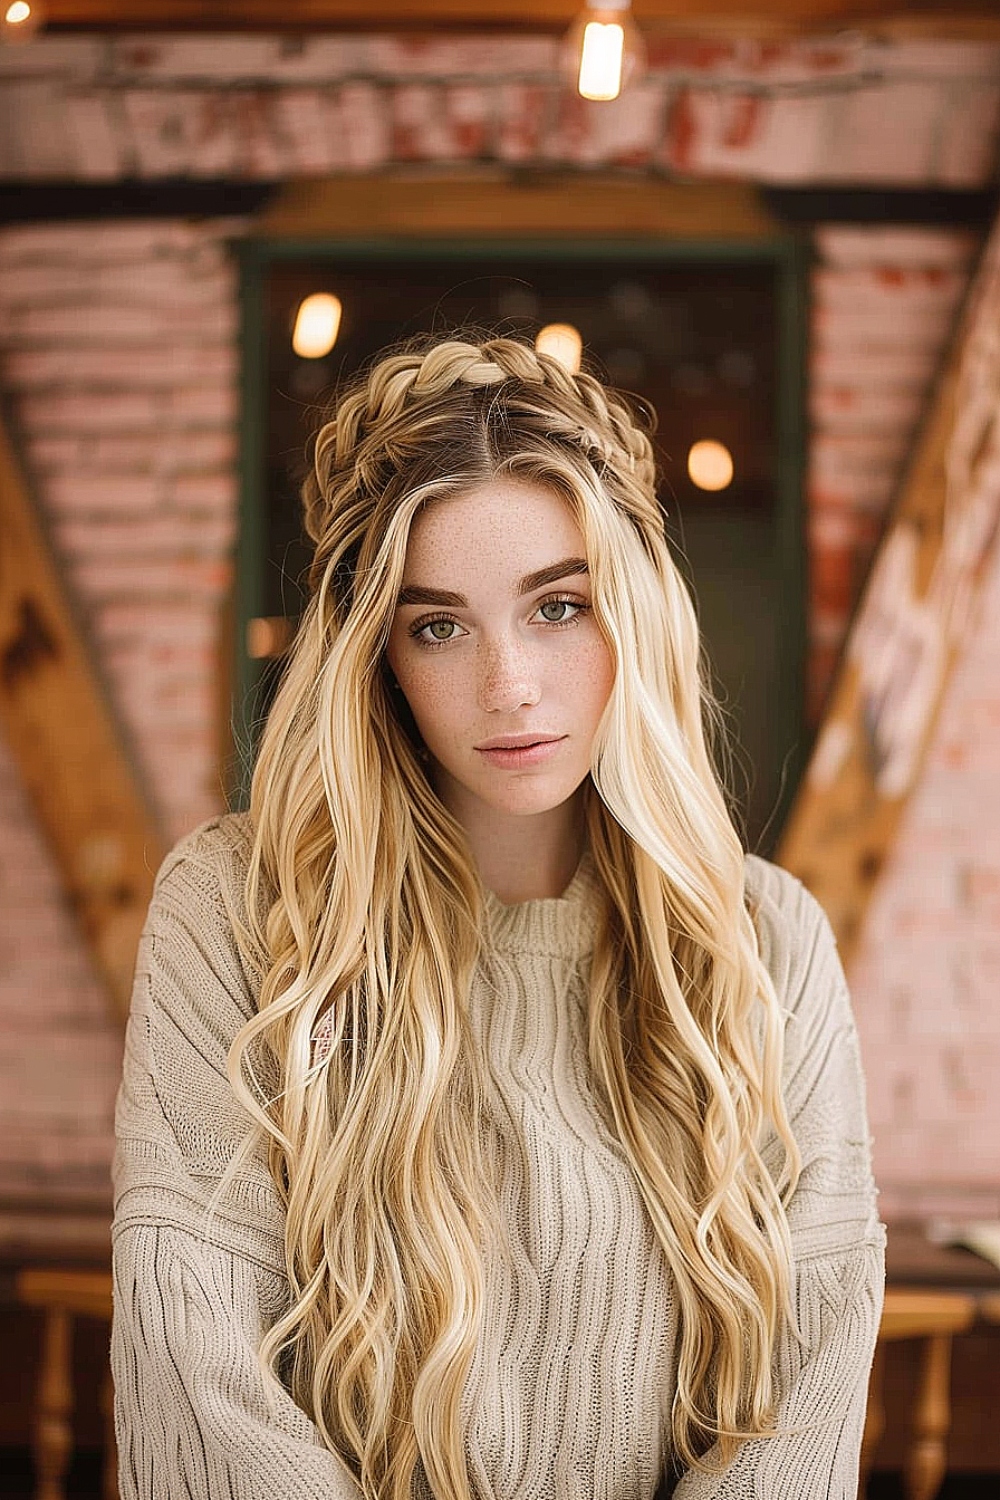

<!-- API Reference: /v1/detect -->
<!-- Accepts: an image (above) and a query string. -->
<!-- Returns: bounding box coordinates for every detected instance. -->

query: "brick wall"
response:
[852,539,1000,1223]
[0,219,240,1209]
[806,225,979,721]
[1,32,998,183]
[0,30,998,1220]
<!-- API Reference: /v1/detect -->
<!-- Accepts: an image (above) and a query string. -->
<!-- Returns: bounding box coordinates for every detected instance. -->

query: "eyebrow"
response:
[396,557,589,609]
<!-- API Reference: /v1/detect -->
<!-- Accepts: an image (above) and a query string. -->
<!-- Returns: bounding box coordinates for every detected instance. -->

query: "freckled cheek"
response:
[553,639,616,712]
[392,661,474,741]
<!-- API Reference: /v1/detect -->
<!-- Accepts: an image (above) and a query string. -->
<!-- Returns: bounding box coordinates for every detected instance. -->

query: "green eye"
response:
[427,619,456,640]
[539,599,574,622]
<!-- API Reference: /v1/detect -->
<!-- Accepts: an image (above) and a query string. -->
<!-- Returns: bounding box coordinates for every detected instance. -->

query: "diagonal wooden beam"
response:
[0,409,166,1021]
[777,212,1000,965]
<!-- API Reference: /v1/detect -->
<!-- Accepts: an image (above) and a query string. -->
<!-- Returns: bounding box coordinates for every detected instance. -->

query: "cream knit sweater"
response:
[111,813,884,1500]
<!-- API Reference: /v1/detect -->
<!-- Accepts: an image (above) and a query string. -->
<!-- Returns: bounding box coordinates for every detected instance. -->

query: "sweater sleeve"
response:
[111,821,363,1500]
[671,865,886,1500]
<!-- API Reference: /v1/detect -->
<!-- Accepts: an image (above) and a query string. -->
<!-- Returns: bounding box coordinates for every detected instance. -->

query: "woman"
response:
[112,335,885,1500]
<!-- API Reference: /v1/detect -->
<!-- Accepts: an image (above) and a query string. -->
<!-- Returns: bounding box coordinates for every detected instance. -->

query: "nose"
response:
[478,635,541,714]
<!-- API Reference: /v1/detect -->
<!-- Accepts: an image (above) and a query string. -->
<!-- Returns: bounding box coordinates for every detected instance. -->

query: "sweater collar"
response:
[482,852,598,961]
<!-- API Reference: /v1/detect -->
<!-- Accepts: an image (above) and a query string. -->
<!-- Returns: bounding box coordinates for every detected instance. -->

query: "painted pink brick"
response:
[271,89,341,176]
[547,80,665,168]
[390,83,473,162]
[167,383,238,425]
[7,301,237,343]
[497,82,554,163]
[661,89,831,183]
[35,473,163,517]
[937,81,1000,186]
[63,90,126,179]
[371,35,556,78]
[332,81,392,172]
[3,343,235,389]
[814,225,979,269]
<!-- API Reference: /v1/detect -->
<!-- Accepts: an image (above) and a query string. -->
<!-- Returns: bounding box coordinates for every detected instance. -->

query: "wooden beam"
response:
[36,0,1000,38]
[259,172,783,240]
[777,213,1000,964]
[0,410,166,1021]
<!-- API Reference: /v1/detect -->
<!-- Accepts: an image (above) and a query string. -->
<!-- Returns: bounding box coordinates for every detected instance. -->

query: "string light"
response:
[568,0,644,103]
[579,21,625,101]
[687,440,734,493]
[1,0,44,41]
[246,617,294,660]
[292,293,342,359]
[535,323,583,375]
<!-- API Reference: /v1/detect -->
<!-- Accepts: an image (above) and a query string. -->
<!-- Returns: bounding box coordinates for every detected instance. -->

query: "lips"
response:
[474,734,566,769]
[475,733,563,750]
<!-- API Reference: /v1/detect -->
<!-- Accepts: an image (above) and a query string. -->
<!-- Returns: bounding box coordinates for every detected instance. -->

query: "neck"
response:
[443,788,587,904]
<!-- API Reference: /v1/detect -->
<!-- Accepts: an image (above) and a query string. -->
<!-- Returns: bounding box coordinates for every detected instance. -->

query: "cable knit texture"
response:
[112,813,885,1500]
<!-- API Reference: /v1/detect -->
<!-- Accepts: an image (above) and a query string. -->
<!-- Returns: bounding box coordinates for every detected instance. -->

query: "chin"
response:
[484,782,580,818]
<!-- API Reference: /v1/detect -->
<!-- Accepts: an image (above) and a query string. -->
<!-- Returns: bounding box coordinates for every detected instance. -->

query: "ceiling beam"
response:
[35,1,1000,38]
[257,173,783,239]
[777,211,1000,966]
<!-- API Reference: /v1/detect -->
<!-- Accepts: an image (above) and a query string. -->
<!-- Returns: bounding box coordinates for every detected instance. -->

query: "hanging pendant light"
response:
[1,0,45,43]
[535,323,583,375]
[568,0,645,103]
[292,293,342,360]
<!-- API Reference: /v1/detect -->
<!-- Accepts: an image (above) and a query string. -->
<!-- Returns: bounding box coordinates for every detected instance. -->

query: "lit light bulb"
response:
[535,323,583,375]
[579,21,625,102]
[292,293,342,359]
[1,0,44,41]
[687,440,734,493]
[246,617,294,660]
[567,0,644,104]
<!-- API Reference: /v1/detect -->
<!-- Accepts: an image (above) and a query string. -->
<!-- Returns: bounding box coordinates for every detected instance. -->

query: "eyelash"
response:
[408,595,590,649]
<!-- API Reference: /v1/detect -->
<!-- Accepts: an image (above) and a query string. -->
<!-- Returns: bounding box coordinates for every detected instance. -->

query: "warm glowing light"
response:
[246,616,294,660]
[2,0,45,42]
[578,20,625,101]
[535,323,583,375]
[687,440,734,493]
[292,293,342,359]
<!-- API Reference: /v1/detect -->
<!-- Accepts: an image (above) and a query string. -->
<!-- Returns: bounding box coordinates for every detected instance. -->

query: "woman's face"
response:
[385,477,615,836]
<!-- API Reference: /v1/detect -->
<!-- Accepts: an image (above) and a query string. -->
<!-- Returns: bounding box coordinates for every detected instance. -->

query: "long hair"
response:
[228,335,801,1499]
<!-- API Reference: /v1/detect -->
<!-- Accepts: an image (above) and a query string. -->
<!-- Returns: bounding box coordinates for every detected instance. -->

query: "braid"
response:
[302,333,660,587]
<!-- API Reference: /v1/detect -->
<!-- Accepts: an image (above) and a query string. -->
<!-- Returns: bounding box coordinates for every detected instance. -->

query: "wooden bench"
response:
[860,1287,977,1500]
[15,1267,116,1500]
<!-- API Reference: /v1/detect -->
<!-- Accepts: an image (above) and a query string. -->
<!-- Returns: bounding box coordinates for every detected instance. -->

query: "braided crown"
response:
[303,335,658,554]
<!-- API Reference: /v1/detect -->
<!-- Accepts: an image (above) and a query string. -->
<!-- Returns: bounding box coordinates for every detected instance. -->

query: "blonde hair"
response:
[228,335,801,1498]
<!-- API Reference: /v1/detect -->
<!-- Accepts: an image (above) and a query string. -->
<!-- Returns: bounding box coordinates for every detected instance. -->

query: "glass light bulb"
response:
[292,294,342,359]
[535,323,583,375]
[2,0,43,38]
[578,21,626,102]
[687,440,734,493]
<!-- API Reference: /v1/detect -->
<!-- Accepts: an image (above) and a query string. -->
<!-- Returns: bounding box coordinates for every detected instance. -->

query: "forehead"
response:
[401,478,584,580]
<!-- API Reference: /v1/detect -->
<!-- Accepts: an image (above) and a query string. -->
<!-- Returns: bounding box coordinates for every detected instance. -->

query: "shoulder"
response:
[117,811,282,1241]
[743,855,860,1116]
[743,853,844,1018]
[137,810,261,1043]
[152,809,255,907]
[743,857,873,1187]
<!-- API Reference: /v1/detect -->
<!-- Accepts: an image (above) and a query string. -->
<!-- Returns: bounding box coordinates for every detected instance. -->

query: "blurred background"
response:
[1,2,999,1495]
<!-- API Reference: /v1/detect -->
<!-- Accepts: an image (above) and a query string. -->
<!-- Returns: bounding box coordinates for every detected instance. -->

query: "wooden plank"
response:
[38,0,1000,38]
[777,214,1000,964]
[0,411,165,1021]
[259,173,782,241]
